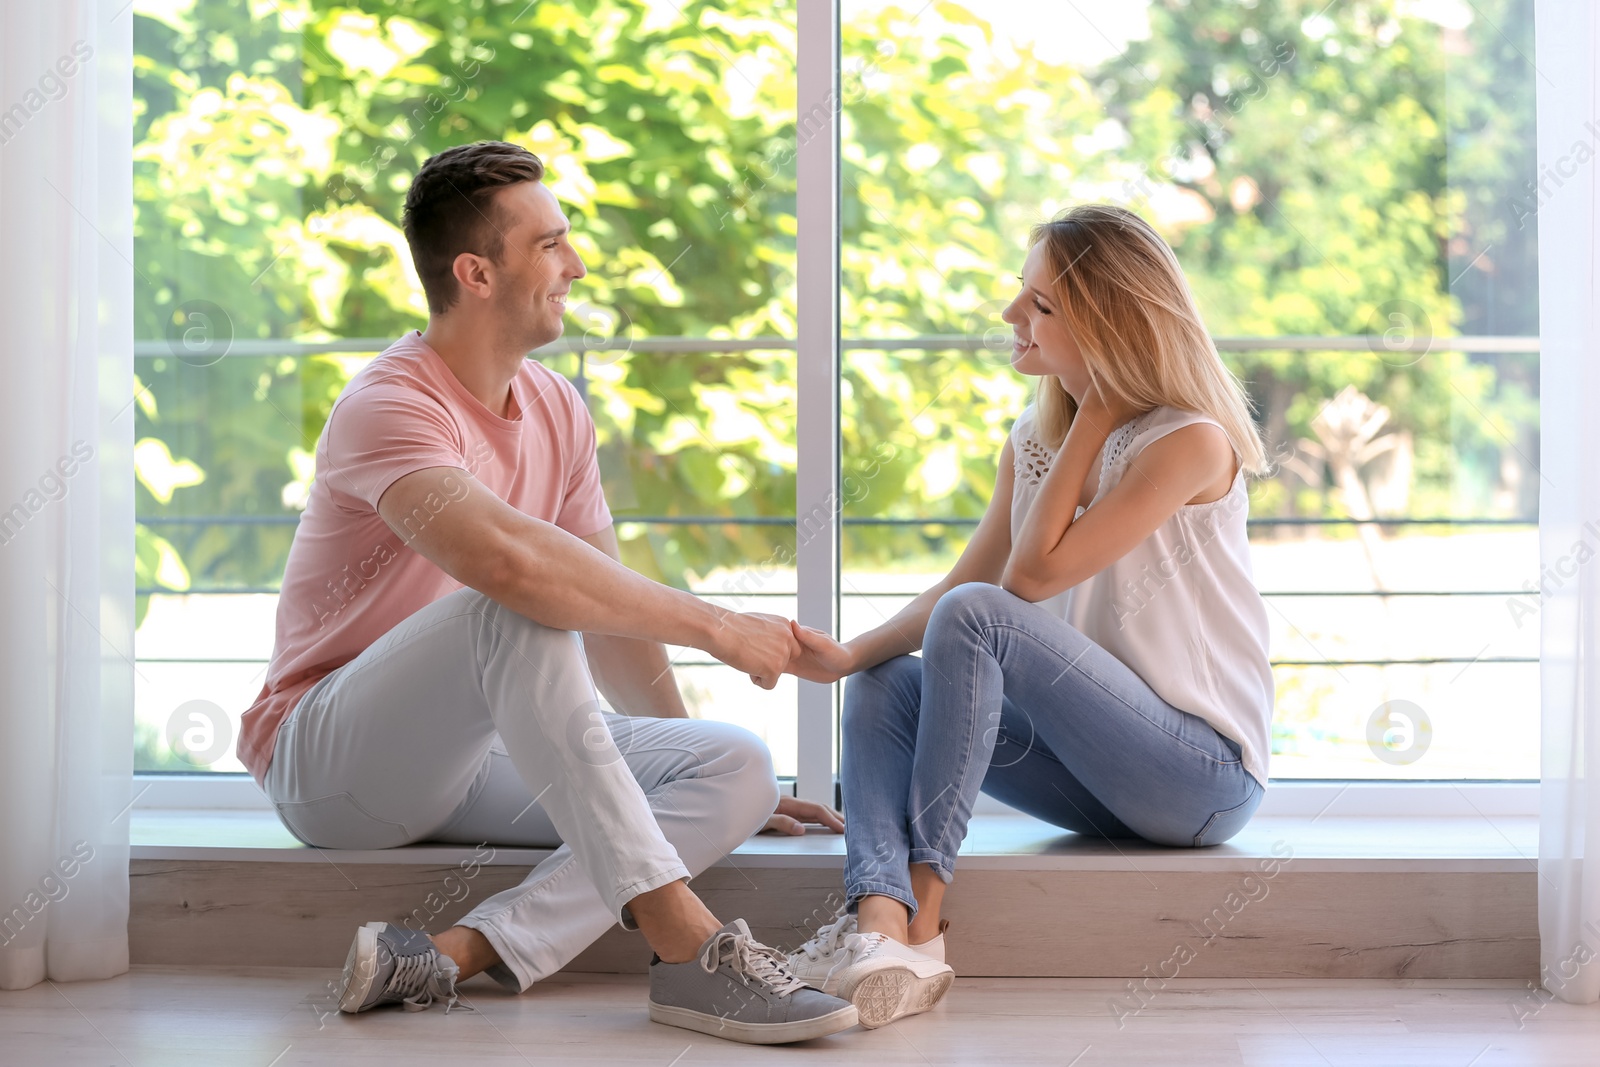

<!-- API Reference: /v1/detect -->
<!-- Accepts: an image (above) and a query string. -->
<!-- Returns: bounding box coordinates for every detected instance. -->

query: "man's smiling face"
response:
[482,180,588,352]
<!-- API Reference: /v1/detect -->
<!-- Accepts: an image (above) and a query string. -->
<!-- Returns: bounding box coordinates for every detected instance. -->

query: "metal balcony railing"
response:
[132,334,1540,671]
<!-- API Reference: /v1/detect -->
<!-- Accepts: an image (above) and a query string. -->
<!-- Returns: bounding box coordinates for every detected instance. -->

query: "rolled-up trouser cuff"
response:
[457,859,692,992]
[907,847,955,883]
[615,864,692,931]
[453,915,526,993]
[847,878,919,921]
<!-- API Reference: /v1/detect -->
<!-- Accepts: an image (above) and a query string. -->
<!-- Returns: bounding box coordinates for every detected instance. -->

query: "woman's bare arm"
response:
[1002,412,1235,602]
[791,436,1018,678]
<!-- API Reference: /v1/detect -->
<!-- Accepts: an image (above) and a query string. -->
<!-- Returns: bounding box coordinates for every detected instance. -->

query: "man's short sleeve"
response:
[551,376,613,537]
[320,381,465,511]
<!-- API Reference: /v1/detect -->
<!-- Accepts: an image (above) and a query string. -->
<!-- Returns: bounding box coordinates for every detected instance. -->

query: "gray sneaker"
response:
[336,921,462,1014]
[648,919,860,1044]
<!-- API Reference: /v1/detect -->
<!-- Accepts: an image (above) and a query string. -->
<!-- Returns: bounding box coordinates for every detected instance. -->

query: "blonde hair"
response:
[1028,204,1269,477]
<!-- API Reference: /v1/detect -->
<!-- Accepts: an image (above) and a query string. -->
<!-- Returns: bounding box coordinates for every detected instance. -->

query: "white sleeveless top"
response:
[1009,403,1274,786]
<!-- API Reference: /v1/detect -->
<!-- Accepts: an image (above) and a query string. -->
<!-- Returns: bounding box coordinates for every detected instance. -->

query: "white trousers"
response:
[261,586,779,992]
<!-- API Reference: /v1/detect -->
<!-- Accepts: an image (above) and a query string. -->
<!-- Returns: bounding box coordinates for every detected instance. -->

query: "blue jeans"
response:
[841,582,1264,917]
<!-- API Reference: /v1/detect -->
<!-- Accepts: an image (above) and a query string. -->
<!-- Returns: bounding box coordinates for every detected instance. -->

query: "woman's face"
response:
[1001,241,1090,400]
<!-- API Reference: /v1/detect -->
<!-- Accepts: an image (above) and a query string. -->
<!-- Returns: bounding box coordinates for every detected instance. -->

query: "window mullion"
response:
[794,0,842,805]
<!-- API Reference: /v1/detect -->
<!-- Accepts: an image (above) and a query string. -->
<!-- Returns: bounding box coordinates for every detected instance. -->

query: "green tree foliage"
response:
[132,0,1537,604]
[1094,0,1536,524]
[839,0,1536,566]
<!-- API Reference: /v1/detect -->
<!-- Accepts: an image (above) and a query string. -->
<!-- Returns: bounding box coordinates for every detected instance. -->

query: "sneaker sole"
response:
[647,1000,860,1045]
[842,964,955,1028]
[337,922,384,1014]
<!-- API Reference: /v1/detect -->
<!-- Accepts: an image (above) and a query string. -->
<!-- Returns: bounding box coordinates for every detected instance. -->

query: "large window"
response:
[134,0,1538,786]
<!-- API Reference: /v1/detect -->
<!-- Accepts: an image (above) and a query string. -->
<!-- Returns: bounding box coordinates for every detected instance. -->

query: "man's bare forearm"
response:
[378,467,749,670]
[469,510,729,653]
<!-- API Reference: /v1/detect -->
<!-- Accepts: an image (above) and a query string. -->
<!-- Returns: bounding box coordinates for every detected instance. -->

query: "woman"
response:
[784,203,1275,1028]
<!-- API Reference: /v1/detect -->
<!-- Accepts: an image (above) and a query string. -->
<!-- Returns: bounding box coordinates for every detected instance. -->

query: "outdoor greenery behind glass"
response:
[132,0,1538,779]
[839,0,1539,779]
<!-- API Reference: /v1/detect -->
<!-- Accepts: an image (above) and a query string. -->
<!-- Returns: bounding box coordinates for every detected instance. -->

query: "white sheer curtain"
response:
[1537,0,1600,1007]
[0,0,134,989]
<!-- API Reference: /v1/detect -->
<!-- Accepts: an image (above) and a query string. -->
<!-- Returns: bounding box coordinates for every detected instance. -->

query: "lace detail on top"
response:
[1011,409,1154,495]
[1101,413,1149,475]
[1014,434,1056,490]
[388,945,464,1014]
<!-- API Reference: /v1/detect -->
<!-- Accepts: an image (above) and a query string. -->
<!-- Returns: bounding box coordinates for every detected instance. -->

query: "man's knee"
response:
[461,587,569,640]
[692,720,780,818]
[458,588,593,675]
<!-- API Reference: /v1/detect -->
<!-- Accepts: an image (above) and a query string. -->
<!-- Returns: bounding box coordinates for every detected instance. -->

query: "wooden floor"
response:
[3,966,1598,1066]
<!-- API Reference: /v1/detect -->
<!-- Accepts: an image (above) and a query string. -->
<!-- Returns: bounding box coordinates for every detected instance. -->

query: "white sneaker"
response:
[790,912,949,973]
[910,933,945,964]
[788,915,954,1028]
[910,919,949,964]
[787,911,860,993]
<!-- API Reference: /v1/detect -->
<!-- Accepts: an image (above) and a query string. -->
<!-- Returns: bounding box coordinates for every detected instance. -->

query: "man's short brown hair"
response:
[402,141,546,314]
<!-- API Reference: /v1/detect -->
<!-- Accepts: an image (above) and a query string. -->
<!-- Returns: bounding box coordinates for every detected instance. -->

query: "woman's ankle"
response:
[855,894,911,943]
[907,915,945,945]
[906,863,947,944]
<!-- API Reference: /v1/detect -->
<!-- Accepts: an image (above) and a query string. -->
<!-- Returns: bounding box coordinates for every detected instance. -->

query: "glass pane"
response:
[133,1,798,773]
[839,0,1538,779]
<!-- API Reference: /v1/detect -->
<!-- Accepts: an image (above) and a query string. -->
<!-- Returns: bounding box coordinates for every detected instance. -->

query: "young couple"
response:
[240,140,1273,1045]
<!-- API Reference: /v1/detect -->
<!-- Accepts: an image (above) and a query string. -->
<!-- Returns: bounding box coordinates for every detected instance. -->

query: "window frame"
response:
[134,0,1541,817]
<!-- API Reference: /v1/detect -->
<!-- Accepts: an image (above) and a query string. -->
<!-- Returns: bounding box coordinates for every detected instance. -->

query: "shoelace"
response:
[821,931,895,983]
[701,930,807,997]
[797,911,857,962]
[387,949,463,1014]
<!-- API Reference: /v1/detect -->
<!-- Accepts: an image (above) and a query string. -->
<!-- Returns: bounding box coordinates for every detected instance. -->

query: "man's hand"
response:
[762,795,846,836]
[704,610,801,690]
[785,621,861,684]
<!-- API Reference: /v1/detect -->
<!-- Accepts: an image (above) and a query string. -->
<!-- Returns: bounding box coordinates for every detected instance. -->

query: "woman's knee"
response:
[926,581,1020,639]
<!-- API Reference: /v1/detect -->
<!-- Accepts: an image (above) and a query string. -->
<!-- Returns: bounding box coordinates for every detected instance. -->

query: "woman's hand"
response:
[762,795,846,836]
[1070,373,1125,437]
[784,620,861,684]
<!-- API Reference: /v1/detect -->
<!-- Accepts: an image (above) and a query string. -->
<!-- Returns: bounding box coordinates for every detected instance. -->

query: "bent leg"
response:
[839,655,924,916]
[431,715,777,992]
[978,698,1138,839]
[264,587,691,929]
[909,583,1261,880]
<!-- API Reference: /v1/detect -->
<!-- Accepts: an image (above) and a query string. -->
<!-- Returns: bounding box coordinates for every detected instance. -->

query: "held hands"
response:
[786,621,860,684]
[710,610,804,690]
[704,610,862,688]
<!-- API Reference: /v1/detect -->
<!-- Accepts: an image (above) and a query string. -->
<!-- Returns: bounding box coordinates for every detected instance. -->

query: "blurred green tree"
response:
[131,0,1537,594]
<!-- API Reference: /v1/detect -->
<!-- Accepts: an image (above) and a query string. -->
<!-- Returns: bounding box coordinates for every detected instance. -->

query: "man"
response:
[238,140,858,1044]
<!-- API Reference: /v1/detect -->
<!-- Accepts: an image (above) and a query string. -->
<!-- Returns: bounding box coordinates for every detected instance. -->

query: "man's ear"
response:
[451,251,492,301]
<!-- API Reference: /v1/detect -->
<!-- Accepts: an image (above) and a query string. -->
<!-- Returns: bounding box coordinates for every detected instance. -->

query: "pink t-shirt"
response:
[238,330,612,785]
